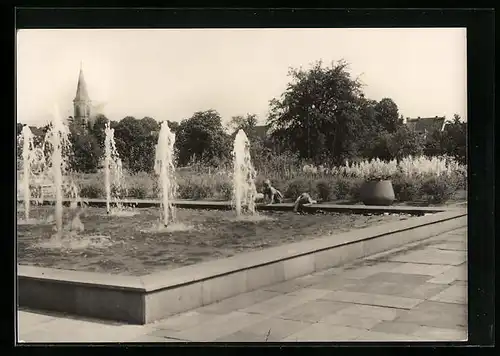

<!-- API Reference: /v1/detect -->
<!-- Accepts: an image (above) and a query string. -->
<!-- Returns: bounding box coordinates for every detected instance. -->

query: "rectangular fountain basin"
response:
[17,207,467,324]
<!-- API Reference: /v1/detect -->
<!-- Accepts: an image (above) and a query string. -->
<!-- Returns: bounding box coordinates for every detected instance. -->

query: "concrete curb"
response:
[16,198,459,214]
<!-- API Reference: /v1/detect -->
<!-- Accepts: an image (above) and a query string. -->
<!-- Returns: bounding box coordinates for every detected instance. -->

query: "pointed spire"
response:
[74,64,90,102]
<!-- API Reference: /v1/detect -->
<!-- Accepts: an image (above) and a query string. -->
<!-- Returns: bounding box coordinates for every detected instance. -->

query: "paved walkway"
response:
[18,227,467,343]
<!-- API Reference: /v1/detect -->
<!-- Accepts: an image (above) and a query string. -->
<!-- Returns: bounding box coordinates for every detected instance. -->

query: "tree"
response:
[443,114,467,164]
[425,114,467,164]
[423,129,447,157]
[69,133,102,173]
[128,133,157,173]
[356,98,387,159]
[267,60,368,165]
[227,114,274,169]
[113,116,159,172]
[141,116,160,133]
[16,123,24,164]
[228,114,258,137]
[31,125,49,147]
[89,114,110,148]
[113,116,140,170]
[167,120,179,133]
[17,123,24,137]
[386,126,425,160]
[175,110,231,167]
[374,98,402,133]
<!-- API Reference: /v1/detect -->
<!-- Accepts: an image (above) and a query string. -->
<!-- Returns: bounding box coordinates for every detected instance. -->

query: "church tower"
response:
[73,63,93,129]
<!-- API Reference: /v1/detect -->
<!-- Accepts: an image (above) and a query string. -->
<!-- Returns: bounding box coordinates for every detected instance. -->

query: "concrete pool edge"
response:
[17,209,467,324]
[16,197,459,214]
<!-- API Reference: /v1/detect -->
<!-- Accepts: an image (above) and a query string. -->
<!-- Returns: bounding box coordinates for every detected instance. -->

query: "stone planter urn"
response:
[360,179,395,206]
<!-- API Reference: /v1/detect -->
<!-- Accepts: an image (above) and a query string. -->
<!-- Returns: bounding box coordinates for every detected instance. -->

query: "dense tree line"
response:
[17,59,467,173]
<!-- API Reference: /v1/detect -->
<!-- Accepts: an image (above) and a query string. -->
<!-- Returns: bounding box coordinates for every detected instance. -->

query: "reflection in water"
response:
[140,221,194,234]
[228,214,275,223]
[34,233,112,250]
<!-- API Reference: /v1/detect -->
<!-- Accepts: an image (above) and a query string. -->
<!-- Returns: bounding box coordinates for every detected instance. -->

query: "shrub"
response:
[149,179,161,199]
[284,178,312,199]
[347,178,364,202]
[452,169,468,191]
[392,174,422,202]
[111,184,127,199]
[333,177,352,200]
[215,180,232,201]
[29,185,43,199]
[59,153,467,205]
[79,183,104,199]
[177,176,214,200]
[315,179,333,202]
[126,172,156,198]
[127,185,148,199]
[421,175,457,204]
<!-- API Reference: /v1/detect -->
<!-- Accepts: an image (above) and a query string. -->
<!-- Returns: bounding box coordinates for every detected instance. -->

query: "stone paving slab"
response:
[387,249,466,266]
[18,226,467,343]
[320,290,423,309]
[281,323,365,341]
[150,311,267,342]
[355,330,424,341]
[389,263,454,276]
[194,290,282,315]
[429,285,467,305]
[219,317,314,342]
[262,275,326,294]
[130,335,183,342]
[428,264,467,285]
[19,315,157,343]
[363,272,434,285]
[278,300,350,323]
[370,320,421,335]
[319,313,382,330]
[339,262,404,280]
[151,310,217,332]
[18,310,57,334]
[334,304,402,321]
[395,307,467,330]
[411,326,467,341]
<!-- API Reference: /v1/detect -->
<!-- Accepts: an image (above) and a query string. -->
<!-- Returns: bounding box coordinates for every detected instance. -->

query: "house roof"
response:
[28,126,46,137]
[253,125,270,138]
[406,116,445,132]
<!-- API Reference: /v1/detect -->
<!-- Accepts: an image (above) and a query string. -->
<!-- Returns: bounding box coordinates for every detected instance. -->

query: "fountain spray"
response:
[44,105,71,234]
[104,122,111,214]
[103,119,125,215]
[20,126,35,221]
[232,129,257,216]
[154,121,177,227]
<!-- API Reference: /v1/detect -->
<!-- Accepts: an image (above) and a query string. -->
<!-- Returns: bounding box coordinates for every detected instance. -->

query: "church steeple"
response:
[74,62,90,102]
[73,63,92,129]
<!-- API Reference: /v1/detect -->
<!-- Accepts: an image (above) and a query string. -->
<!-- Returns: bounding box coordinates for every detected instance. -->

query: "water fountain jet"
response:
[18,125,50,225]
[103,119,127,215]
[20,126,35,221]
[43,105,72,235]
[232,129,258,217]
[154,121,177,227]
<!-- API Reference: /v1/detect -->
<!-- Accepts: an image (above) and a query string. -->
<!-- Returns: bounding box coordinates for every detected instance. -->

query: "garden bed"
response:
[17,206,412,276]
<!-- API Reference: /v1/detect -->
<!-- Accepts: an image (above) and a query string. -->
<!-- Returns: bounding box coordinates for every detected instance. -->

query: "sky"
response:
[16,28,467,127]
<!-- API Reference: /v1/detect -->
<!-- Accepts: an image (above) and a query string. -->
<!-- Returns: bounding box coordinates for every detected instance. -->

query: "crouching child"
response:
[293,192,317,213]
[262,179,283,204]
